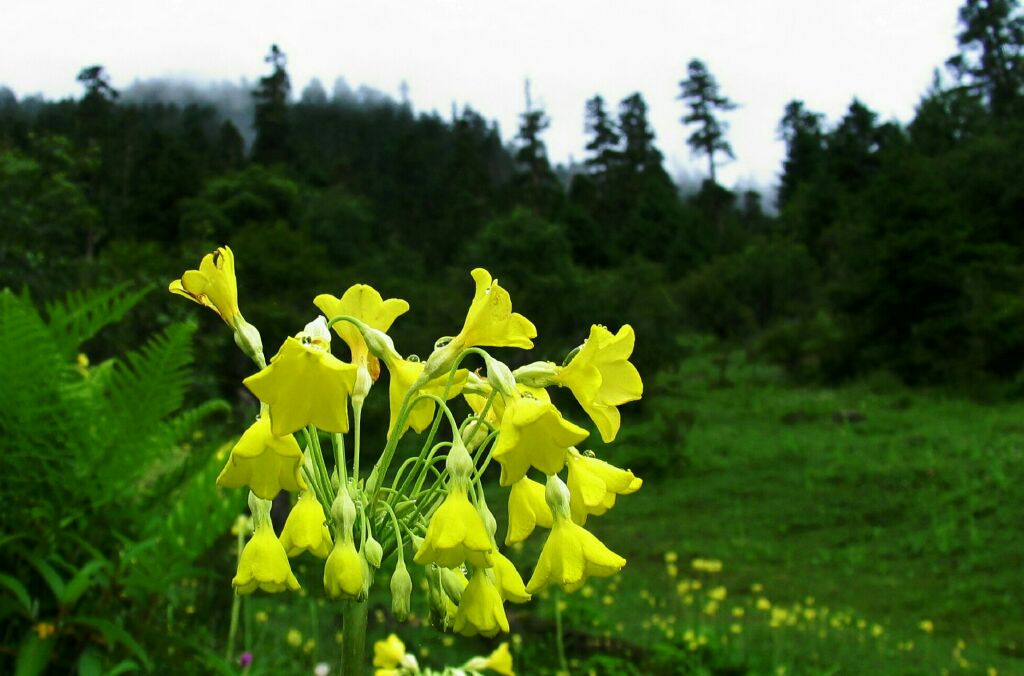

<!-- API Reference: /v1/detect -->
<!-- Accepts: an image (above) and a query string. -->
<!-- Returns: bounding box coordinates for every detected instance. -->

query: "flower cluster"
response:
[171,250,643,644]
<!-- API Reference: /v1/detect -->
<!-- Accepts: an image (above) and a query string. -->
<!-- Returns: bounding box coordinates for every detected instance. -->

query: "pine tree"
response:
[946,0,1024,119]
[512,81,561,213]
[583,94,620,179]
[678,59,737,183]
[777,100,825,209]
[252,44,291,164]
[618,92,670,182]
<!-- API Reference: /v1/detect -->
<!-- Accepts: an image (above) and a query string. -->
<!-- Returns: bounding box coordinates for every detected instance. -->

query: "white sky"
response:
[1,0,964,192]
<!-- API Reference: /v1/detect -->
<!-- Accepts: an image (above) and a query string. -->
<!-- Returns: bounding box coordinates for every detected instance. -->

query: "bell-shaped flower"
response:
[464,643,515,676]
[385,356,467,438]
[324,538,364,600]
[566,449,642,525]
[554,324,643,442]
[279,491,332,558]
[491,395,588,486]
[414,484,494,568]
[525,475,625,594]
[505,476,553,545]
[232,519,301,594]
[216,415,306,500]
[372,634,419,671]
[243,335,358,436]
[454,568,510,638]
[313,284,409,370]
[423,269,537,378]
[492,550,531,603]
[169,246,241,325]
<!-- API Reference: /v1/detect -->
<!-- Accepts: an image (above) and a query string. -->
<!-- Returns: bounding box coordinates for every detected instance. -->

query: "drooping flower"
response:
[232,519,301,594]
[464,643,515,676]
[491,395,588,486]
[323,538,364,600]
[414,484,494,568]
[565,448,642,525]
[216,415,306,500]
[505,476,553,545]
[169,246,241,324]
[314,284,409,372]
[373,634,413,670]
[243,334,358,436]
[554,324,643,442]
[525,476,626,594]
[279,491,333,558]
[454,568,510,638]
[492,550,531,603]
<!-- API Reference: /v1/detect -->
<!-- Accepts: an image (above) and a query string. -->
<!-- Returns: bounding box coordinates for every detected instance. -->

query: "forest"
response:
[2,1,1023,674]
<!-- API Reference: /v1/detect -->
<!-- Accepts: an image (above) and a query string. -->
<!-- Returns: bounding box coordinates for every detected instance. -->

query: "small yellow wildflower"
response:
[463,642,515,676]
[324,539,363,600]
[303,639,315,654]
[254,610,269,623]
[169,246,241,324]
[751,582,763,593]
[314,284,408,366]
[871,623,884,638]
[373,634,409,669]
[414,484,494,568]
[565,448,641,524]
[491,396,588,486]
[279,491,333,559]
[919,619,934,633]
[491,550,531,603]
[232,519,300,594]
[34,622,56,640]
[216,416,306,500]
[287,628,303,647]
[553,324,643,442]
[708,585,727,602]
[505,476,554,545]
[243,332,359,436]
[730,623,743,634]
[453,568,510,637]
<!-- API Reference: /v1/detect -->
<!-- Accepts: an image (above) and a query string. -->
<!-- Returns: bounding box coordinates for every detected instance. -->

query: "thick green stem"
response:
[341,599,369,676]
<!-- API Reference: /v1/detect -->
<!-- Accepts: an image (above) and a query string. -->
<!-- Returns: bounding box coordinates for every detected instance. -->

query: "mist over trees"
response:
[2,0,1024,391]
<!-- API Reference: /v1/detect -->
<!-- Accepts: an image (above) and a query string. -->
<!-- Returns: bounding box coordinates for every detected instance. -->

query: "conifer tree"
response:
[777,100,825,209]
[618,93,670,182]
[583,94,620,179]
[678,59,736,184]
[252,44,291,164]
[512,81,561,213]
[946,0,1024,119]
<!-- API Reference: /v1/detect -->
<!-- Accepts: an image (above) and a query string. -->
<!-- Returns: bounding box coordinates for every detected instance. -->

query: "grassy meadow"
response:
[214,341,1023,675]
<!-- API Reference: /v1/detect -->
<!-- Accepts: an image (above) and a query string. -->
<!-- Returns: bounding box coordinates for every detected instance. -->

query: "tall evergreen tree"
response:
[777,100,825,209]
[618,92,670,183]
[583,94,620,179]
[512,81,561,213]
[679,59,737,183]
[251,44,291,164]
[946,0,1024,119]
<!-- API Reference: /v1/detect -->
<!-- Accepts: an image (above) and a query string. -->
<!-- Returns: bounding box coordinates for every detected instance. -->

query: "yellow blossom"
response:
[492,550,531,603]
[505,476,554,545]
[554,324,642,442]
[565,448,641,524]
[385,357,467,437]
[455,268,537,351]
[34,622,55,640]
[324,538,364,600]
[169,246,241,324]
[454,568,510,637]
[244,336,358,436]
[525,516,626,594]
[279,491,333,558]
[492,396,588,486]
[464,642,515,676]
[414,485,494,568]
[919,619,934,633]
[314,284,409,367]
[232,519,301,594]
[709,585,727,602]
[215,415,306,500]
[373,634,406,668]
[287,628,303,647]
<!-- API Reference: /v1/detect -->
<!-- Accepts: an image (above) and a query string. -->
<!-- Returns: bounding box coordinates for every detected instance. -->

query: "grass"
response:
[206,340,1024,674]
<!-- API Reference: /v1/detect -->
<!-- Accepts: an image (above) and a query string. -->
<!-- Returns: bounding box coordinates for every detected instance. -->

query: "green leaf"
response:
[14,630,55,676]
[60,559,108,608]
[69,616,153,672]
[24,555,64,602]
[0,573,35,616]
[77,647,104,676]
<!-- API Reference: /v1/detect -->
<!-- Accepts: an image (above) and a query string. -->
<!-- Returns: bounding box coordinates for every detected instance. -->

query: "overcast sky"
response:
[1,0,965,192]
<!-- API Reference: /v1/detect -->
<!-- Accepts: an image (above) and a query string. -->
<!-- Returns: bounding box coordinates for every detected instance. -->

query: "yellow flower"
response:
[385,357,467,437]
[169,246,241,324]
[492,550,531,603]
[454,568,510,637]
[554,325,643,442]
[505,477,553,545]
[525,516,626,594]
[34,622,56,640]
[244,336,359,436]
[314,284,409,368]
[414,485,494,568]
[373,634,408,668]
[456,268,537,350]
[324,538,364,600]
[467,642,515,676]
[919,619,934,633]
[492,396,588,486]
[279,491,333,558]
[287,628,303,647]
[216,416,306,500]
[565,449,641,524]
[232,519,301,594]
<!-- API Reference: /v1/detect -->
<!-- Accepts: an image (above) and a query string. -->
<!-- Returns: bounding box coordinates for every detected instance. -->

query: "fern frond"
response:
[44,284,151,359]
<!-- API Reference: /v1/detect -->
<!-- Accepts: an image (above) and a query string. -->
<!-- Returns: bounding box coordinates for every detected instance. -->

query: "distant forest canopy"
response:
[1,0,1023,390]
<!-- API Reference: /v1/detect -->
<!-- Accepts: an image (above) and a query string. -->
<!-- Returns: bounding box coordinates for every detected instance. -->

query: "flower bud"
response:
[483,354,517,397]
[445,436,476,481]
[330,491,356,531]
[232,318,266,366]
[478,500,498,540]
[512,360,559,388]
[544,474,572,520]
[364,533,384,569]
[351,363,373,408]
[440,566,469,605]
[390,559,413,620]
